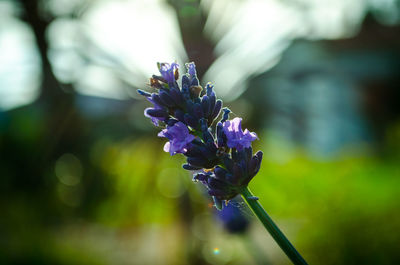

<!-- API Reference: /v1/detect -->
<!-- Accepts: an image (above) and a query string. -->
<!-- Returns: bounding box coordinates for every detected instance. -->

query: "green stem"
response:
[241,187,308,265]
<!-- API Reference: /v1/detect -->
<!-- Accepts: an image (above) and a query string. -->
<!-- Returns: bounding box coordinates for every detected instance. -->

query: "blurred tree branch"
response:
[167,0,215,79]
[19,0,73,104]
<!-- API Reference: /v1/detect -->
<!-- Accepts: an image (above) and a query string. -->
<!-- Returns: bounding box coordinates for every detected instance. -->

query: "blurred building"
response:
[244,16,400,156]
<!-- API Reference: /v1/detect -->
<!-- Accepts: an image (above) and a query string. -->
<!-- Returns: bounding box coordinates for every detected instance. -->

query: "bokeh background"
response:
[1,0,400,264]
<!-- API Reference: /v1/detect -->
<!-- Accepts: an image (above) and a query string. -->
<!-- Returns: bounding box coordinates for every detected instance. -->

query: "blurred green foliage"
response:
[252,142,400,264]
[2,122,400,264]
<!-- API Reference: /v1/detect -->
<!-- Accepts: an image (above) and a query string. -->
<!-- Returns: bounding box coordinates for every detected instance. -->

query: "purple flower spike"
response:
[139,61,264,207]
[159,62,179,84]
[158,122,195,155]
[223,117,258,151]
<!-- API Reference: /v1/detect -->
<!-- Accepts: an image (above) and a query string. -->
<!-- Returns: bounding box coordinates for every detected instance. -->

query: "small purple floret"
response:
[186,62,196,76]
[158,122,195,155]
[144,96,165,126]
[223,117,258,151]
[159,62,179,84]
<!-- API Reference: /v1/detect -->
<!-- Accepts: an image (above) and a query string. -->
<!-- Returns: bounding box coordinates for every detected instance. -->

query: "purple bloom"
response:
[144,96,166,126]
[158,122,195,155]
[184,62,199,87]
[186,62,196,76]
[223,117,258,151]
[159,62,179,84]
[218,202,249,234]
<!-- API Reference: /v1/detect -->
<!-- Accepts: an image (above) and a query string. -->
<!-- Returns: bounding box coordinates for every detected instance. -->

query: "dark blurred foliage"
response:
[1,0,400,265]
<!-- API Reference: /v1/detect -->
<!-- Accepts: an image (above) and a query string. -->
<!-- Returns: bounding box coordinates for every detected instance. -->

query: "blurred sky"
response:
[1,0,399,110]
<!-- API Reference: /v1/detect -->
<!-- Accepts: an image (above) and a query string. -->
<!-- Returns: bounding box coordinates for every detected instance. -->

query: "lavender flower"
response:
[144,96,167,126]
[158,122,195,155]
[159,62,179,84]
[138,61,262,208]
[223,117,258,151]
[217,201,249,234]
[186,62,196,76]
[138,62,308,264]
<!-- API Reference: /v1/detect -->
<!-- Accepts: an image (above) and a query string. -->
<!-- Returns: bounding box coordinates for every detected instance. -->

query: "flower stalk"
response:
[241,187,308,265]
